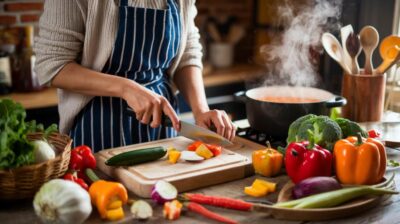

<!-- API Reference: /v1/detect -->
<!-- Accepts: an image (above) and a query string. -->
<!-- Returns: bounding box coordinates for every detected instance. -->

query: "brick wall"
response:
[0,0,43,28]
[0,0,255,62]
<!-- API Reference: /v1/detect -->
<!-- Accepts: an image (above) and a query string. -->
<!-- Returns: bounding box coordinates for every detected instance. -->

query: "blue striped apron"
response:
[70,0,181,152]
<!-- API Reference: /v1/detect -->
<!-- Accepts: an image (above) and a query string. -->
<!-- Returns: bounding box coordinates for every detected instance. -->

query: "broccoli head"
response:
[334,118,368,138]
[286,114,317,143]
[287,115,342,151]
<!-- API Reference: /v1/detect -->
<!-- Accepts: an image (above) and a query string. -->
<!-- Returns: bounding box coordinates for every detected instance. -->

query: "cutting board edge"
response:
[96,152,252,198]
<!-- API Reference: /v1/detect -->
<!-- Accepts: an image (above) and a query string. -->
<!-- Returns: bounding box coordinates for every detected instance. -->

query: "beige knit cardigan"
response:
[34,0,203,134]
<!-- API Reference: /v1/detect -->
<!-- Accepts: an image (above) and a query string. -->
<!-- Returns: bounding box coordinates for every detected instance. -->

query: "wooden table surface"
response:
[1,134,399,224]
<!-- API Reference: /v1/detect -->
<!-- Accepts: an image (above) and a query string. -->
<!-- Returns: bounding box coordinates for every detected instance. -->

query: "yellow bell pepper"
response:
[252,142,283,177]
[244,186,266,197]
[106,206,125,221]
[168,150,181,164]
[195,144,214,159]
[252,179,276,192]
[244,179,277,197]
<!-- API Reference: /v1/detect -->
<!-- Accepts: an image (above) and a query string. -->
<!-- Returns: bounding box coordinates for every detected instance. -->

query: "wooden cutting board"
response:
[96,136,254,198]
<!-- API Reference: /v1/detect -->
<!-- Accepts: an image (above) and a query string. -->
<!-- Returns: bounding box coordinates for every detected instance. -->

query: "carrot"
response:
[184,193,253,211]
[187,202,238,224]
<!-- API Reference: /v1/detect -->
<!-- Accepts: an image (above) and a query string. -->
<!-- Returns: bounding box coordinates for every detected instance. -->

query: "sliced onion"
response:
[181,151,204,162]
[151,180,178,204]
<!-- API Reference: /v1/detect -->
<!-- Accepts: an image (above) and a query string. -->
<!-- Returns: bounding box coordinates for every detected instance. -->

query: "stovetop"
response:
[234,119,287,148]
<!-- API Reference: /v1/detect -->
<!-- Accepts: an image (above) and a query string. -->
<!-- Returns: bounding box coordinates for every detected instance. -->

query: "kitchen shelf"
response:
[0,64,264,110]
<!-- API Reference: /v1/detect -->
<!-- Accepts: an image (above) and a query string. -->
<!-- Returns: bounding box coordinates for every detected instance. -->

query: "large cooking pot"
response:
[235,86,346,139]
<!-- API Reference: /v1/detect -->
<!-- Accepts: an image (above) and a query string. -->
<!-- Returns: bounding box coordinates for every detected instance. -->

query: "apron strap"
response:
[120,0,128,7]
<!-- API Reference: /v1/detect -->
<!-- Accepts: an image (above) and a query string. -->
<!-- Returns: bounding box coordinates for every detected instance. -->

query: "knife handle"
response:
[126,107,217,132]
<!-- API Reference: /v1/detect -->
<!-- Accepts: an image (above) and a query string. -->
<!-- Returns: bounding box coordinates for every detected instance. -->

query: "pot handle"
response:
[234,91,247,102]
[324,96,347,108]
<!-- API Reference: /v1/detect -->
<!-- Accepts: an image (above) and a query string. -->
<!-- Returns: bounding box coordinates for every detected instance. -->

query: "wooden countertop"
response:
[0,64,263,110]
[1,134,399,223]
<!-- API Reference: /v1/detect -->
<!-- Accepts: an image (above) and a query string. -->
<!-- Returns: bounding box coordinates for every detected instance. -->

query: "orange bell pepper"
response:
[86,169,128,220]
[334,133,387,185]
[252,142,283,177]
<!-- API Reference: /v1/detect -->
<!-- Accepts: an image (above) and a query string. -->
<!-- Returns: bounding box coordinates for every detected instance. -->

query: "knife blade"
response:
[125,107,233,146]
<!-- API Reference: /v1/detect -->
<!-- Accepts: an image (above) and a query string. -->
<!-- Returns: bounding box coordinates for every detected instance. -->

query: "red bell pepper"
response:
[63,173,89,190]
[187,141,203,151]
[69,145,97,181]
[284,141,332,184]
[70,145,97,170]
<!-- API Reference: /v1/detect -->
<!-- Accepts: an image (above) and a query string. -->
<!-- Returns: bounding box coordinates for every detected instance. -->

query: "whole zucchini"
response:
[106,146,167,166]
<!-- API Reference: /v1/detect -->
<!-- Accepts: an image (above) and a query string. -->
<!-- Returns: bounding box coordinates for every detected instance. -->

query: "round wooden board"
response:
[252,178,395,221]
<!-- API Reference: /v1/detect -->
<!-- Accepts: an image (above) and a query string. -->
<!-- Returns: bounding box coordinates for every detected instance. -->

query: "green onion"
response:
[274,176,398,209]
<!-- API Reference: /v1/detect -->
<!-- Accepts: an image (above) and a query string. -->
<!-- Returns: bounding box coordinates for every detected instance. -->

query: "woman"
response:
[34,0,235,152]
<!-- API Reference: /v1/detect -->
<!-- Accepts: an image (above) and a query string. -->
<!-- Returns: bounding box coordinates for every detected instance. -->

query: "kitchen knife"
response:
[125,107,233,146]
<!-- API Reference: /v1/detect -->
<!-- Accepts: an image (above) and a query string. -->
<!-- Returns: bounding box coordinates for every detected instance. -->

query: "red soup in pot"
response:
[258,96,321,103]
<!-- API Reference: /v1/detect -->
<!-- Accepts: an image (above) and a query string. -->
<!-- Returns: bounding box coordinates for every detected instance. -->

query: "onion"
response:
[292,176,342,199]
[181,151,204,162]
[151,180,178,204]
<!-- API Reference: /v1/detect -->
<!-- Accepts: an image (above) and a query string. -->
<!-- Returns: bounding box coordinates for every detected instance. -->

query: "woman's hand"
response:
[194,109,236,141]
[122,81,180,131]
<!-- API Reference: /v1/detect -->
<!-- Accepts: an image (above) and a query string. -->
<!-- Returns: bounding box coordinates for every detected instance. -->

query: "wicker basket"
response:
[0,132,72,200]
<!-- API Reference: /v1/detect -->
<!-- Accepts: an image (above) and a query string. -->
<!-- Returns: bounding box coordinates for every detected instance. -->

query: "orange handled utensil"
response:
[376,45,400,75]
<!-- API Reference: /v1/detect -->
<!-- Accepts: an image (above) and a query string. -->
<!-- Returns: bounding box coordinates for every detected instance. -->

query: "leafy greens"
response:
[0,98,57,169]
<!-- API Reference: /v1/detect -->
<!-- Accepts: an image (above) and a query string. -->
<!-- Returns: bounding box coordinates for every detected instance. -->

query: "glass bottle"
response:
[0,49,12,95]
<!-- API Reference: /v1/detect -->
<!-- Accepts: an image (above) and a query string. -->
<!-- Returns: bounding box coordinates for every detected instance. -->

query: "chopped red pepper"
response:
[187,141,222,157]
[206,144,222,156]
[187,141,203,151]
[63,173,89,190]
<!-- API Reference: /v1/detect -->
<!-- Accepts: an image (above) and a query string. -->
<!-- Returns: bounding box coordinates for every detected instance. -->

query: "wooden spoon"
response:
[340,25,354,72]
[322,33,351,74]
[360,26,379,74]
[376,45,400,74]
[346,32,361,74]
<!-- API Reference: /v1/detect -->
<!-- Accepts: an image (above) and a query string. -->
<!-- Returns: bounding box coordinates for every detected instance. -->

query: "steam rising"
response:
[261,0,342,87]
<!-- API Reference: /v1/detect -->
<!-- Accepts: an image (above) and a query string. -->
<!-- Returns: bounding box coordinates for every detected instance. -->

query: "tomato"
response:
[368,129,381,138]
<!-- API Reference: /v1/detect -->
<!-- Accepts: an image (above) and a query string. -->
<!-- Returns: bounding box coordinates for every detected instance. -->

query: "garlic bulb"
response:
[33,179,92,224]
